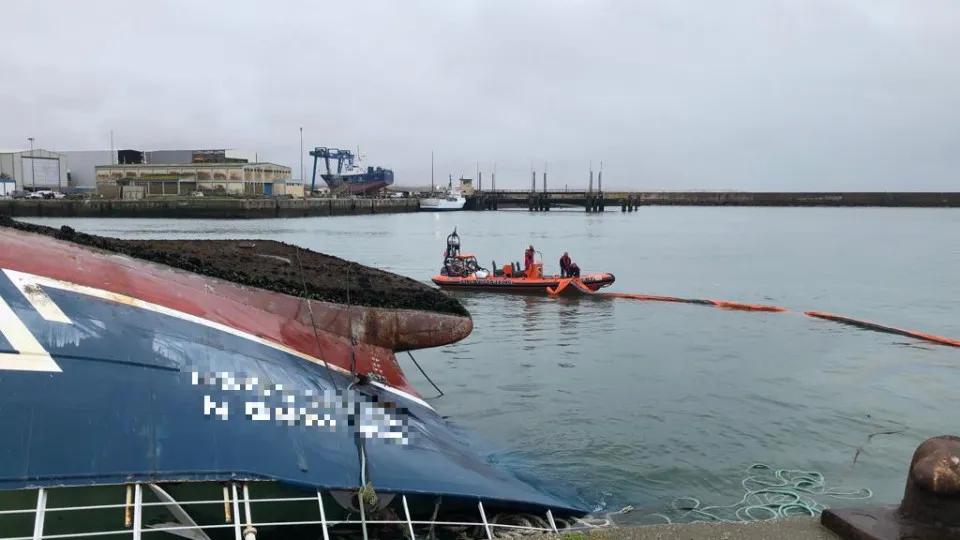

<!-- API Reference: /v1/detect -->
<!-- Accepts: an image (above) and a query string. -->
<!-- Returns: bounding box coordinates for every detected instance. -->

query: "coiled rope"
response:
[323,463,876,539]
[635,463,873,525]
[418,463,875,538]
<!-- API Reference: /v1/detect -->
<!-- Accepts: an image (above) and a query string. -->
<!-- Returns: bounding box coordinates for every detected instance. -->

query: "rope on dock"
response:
[632,463,873,525]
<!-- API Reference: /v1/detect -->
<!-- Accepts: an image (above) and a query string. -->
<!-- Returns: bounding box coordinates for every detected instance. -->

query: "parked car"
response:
[29,190,65,199]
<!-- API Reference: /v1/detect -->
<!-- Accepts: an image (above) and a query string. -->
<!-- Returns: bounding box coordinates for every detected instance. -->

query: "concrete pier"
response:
[1,197,419,219]
[533,434,959,540]
[467,190,960,210]
[529,516,837,540]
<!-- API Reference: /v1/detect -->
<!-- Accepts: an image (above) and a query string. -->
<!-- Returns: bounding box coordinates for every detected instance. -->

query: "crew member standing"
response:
[524,245,535,271]
[559,252,572,277]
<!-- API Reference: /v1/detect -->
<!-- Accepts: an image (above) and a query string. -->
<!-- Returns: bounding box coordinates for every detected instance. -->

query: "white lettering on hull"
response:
[0,292,63,373]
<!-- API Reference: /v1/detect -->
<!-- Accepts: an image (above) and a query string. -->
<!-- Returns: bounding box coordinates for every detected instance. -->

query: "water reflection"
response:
[520,296,544,350]
[448,292,617,359]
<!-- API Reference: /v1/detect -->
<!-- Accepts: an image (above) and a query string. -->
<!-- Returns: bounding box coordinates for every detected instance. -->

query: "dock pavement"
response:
[531,516,838,540]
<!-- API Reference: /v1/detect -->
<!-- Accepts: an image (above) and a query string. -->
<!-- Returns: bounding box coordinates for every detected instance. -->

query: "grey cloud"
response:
[2,0,959,190]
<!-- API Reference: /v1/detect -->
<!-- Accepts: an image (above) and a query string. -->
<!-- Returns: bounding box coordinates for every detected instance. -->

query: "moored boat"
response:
[420,175,467,212]
[430,229,616,294]
[308,146,394,197]
[0,217,589,539]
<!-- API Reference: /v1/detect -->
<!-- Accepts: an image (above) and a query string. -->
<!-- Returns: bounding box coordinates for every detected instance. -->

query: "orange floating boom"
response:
[708,300,788,312]
[804,311,960,348]
[549,278,788,312]
[546,278,959,348]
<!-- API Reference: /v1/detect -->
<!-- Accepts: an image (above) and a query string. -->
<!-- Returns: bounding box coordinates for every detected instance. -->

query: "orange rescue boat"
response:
[430,228,616,294]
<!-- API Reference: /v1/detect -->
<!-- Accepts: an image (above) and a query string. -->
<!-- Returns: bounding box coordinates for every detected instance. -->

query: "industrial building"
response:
[95,160,301,198]
[0,148,68,192]
[60,150,115,190]
[42,147,298,199]
[62,148,267,191]
[0,177,14,197]
[145,148,260,165]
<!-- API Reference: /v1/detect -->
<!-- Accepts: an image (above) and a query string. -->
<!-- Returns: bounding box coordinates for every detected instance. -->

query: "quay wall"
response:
[634,191,960,207]
[0,197,420,219]
[471,191,960,207]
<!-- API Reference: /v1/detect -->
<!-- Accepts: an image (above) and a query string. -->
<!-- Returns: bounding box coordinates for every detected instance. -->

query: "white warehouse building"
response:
[0,148,68,192]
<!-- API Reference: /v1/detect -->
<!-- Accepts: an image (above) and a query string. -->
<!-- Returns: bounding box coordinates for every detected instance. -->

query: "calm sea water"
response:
[18,207,960,522]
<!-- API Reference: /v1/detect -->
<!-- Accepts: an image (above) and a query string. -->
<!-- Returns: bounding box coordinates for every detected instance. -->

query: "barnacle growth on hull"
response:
[0,216,472,350]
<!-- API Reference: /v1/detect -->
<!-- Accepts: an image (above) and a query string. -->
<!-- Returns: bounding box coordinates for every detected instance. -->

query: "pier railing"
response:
[0,481,601,540]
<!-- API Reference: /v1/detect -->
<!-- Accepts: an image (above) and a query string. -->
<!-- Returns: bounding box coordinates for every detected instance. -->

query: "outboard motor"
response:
[442,228,463,276]
[445,228,461,258]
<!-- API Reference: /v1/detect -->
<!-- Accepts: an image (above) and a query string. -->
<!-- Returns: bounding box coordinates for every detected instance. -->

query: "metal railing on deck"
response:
[0,482,597,540]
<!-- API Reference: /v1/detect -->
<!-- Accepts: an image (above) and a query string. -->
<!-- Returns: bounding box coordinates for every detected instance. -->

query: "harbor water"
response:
[18,207,960,524]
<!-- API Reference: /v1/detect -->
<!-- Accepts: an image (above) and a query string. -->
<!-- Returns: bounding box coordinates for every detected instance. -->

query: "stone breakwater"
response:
[634,191,960,207]
[1,197,420,219]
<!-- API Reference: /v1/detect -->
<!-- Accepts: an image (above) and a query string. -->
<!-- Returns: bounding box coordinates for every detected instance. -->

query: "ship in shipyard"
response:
[0,216,588,540]
[308,146,394,197]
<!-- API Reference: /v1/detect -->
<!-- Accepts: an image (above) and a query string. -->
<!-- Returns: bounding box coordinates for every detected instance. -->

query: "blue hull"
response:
[0,268,585,516]
[322,169,395,195]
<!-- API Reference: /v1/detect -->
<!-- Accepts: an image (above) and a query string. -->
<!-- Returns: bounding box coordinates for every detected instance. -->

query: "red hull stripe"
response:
[0,230,430,406]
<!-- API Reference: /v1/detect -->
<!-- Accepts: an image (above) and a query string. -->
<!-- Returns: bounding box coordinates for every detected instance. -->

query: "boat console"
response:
[440,228,489,278]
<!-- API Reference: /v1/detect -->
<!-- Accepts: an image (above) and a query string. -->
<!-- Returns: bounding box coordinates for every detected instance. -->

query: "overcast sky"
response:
[2,0,959,190]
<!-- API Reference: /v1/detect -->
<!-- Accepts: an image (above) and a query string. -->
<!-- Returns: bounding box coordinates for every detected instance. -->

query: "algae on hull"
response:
[0,216,469,317]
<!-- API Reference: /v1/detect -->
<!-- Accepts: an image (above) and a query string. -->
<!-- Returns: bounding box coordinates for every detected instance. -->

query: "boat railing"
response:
[1,481,602,540]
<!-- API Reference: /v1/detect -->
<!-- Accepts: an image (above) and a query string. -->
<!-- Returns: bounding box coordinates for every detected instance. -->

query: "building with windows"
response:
[0,148,68,192]
[64,148,287,194]
[94,161,301,198]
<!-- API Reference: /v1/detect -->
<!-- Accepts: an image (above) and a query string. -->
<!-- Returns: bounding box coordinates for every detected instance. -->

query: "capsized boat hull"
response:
[0,221,470,400]
[0,221,588,526]
[432,272,616,294]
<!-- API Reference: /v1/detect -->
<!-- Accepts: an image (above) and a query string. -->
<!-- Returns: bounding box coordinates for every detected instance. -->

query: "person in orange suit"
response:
[524,245,535,271]
[559,252,572,277]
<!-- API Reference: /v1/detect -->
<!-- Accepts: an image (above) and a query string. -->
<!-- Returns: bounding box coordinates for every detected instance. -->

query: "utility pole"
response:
[299,127,304,184]
[589,160,594,193]
[110,130,115,164]
[599,160,603,192]
[27,137,35,191]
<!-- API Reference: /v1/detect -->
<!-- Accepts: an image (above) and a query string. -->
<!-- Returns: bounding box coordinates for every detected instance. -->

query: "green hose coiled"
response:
[636,463,874,524]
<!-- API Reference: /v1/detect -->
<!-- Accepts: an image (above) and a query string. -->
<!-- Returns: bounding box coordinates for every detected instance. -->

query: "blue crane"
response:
[309,147,356,194]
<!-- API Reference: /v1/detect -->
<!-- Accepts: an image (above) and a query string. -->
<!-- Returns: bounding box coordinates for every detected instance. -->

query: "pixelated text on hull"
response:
[0,217,588,540]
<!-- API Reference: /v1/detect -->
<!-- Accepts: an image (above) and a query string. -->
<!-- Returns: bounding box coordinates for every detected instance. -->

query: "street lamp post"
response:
[27,137,35,191]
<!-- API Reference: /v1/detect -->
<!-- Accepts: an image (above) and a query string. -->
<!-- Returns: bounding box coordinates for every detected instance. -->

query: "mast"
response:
[431,150,435,193]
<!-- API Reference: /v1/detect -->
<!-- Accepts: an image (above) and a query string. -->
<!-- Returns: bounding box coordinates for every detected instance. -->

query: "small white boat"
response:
[420,190,466,212]
[420,174,467,212]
